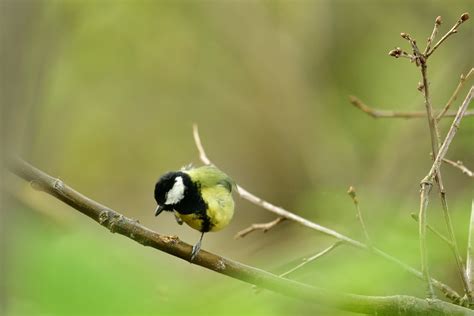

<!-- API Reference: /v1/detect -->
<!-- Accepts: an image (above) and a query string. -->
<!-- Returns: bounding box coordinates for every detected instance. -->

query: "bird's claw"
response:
[190,243,201,261]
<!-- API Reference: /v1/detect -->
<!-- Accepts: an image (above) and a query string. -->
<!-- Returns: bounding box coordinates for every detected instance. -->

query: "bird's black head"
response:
[154,170,206,217]
[154,171,185,213]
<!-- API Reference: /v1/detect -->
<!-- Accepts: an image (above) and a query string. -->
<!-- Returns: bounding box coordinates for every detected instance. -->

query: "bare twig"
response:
[348,96,474,119]
[419,181,435,297]
[400,32,423,65]
[424,16,443,55]
[443,158,474,178]
[397,16,472,299]
[192,124,462,302]
[427,13,470,58]
[467,200,474,289]
[8,158,473,315]
[418,12,472,301]
[418,47,440,156]
[280,242,342,278]
[347,186,371,244]
[437,68,474,121]
[424,87,474,182]
[234,217,286,239]
[410,28,439,298]
[193,125,212,165]
[410,213,453,247]
[388,47,416,61]
[421,87,474,300]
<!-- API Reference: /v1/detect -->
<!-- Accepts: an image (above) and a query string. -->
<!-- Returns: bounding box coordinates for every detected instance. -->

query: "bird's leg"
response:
[190,232,205,261]
[173,212,183,225]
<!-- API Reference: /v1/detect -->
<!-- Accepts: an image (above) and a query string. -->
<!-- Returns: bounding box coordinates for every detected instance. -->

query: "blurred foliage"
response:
[1,0,473,315]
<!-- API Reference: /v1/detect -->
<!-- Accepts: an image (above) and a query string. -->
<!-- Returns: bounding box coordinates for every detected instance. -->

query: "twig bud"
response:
[388,47,403,58]
[460,12,469,22]
[417,82,424,91]
[435,16,442,25]
[347,186,357,202]
[400,32,409,39]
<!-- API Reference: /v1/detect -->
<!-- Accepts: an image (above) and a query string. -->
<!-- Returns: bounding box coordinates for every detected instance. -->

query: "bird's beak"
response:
[155,205,164,217]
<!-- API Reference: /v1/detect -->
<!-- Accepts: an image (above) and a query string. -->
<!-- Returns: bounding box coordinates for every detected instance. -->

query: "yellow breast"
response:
[175,212,201,231]
[203,186,234,232]
[175,185,234,232]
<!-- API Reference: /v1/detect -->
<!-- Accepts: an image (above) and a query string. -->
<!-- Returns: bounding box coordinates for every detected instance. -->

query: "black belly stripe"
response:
[199,211,212,232]
[171,175,213,232]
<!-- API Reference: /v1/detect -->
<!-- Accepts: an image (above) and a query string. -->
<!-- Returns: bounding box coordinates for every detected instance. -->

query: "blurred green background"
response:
[1,0,473,315]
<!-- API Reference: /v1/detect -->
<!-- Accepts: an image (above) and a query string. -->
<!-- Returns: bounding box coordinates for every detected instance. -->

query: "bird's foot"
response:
[190,242,201,261]
[190,232,204,262]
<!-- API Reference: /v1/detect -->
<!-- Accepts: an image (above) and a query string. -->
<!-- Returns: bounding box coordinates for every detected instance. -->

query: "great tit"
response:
[154,165,235,260]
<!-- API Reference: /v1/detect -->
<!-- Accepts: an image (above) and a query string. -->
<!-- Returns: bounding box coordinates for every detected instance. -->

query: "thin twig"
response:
[418,46,440,157]
[419,181,435,297]
[424,87,474,182]
[410,213,453,247]
[408,28,439,298]
[443,158,474,178]
[401,19,473,299]
[427,13,470,58]
[280,242,342,278]
[347,186,371,244]
[436,68,474,121]
[388,47,416,61]
[400,32,423,65]
[192,124,462,302]
[234,217,286,239]
[424,16,443,55]
[417,13,472,302]
[8,158,473,315]
[421,87,474,301]
[348,96,474,119]
[467,200,474,289]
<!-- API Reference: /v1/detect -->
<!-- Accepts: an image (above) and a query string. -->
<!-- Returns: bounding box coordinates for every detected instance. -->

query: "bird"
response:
[154,165,235,260]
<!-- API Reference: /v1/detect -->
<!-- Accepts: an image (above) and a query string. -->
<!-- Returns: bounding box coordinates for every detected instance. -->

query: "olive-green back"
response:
[185,165,235,192]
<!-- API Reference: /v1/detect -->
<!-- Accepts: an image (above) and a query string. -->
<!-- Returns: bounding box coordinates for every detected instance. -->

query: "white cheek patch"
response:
[165,176,185,205]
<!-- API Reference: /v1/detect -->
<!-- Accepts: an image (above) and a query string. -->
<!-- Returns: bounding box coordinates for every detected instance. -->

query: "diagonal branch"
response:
[280,242,342,278]
[192,124,462,303]
[348,96,474,119]
[411,213,453,247]
[443,158,474,178]
[7,158,473,315]
[436,68,474,121]
[421,87,474,300]
[423,87,474,183]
